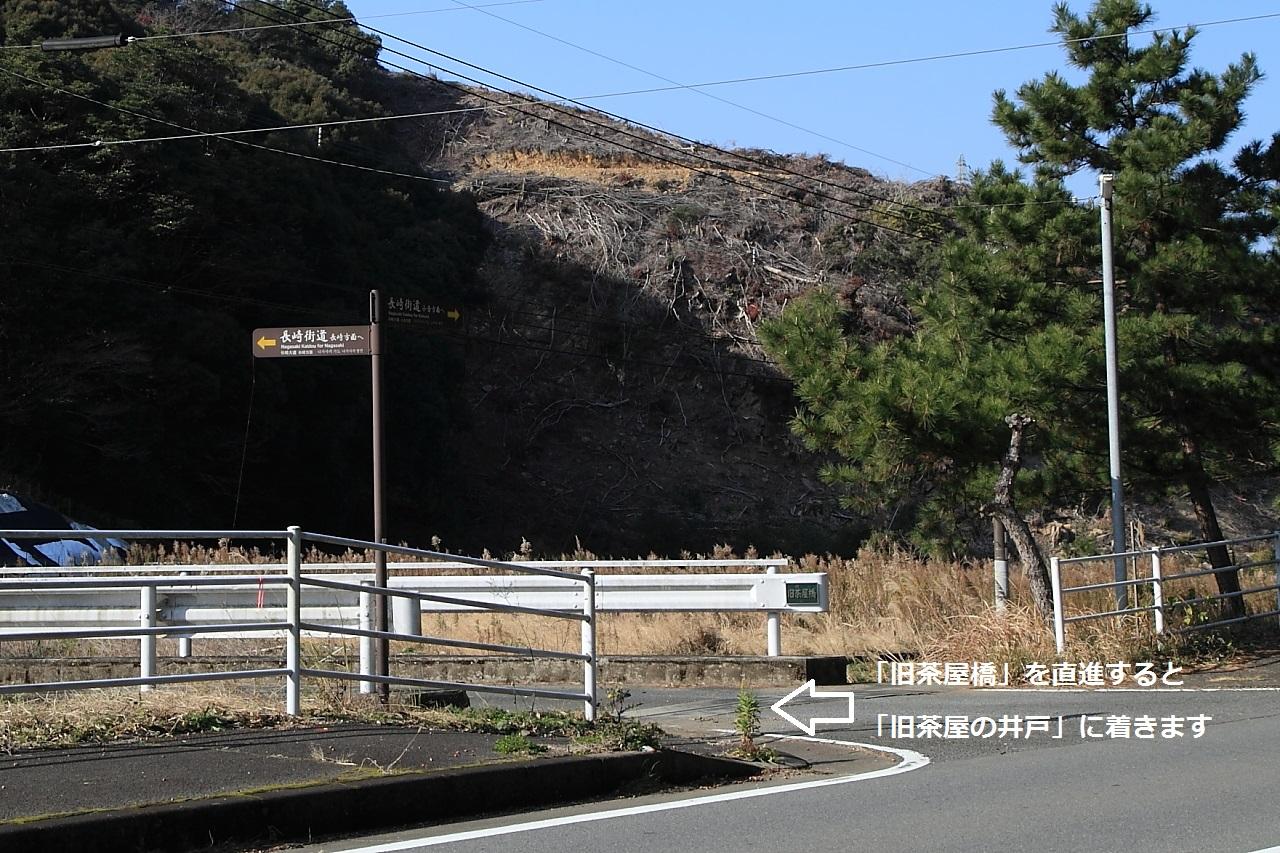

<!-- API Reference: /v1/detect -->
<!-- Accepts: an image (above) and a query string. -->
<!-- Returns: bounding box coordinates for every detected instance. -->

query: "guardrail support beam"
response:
[139,584,157,692]
[766,565,781,656]
[1050,557,1065,655]
[581,569,596,723]
[1151,548,1165,635]
[358,580,375,694]
[285,526,302,716]
[177,570,192,659]
[1274,532,1280,632]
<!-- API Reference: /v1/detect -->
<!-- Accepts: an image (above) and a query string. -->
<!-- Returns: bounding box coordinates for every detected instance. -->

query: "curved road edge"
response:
[330,737,932,852]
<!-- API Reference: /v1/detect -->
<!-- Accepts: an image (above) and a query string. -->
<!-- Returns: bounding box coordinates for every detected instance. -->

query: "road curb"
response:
[0,749,758,853]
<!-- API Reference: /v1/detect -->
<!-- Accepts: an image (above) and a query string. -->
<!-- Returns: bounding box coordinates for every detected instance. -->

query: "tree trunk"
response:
[986,414,1055,617]
[1161,334,1243,618]
[1180,434,1244,619]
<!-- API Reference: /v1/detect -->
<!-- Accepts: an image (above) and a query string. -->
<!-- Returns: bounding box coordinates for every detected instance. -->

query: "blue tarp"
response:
[0,493,126,567]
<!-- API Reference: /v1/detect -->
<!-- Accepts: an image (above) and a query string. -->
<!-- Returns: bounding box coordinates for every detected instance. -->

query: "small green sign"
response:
[785,582,819,606]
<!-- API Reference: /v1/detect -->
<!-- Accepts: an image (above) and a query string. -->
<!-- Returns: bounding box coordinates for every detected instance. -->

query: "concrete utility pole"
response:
[1099,174,1128,611]
[993,517,1009,611]
[41,34,127,51]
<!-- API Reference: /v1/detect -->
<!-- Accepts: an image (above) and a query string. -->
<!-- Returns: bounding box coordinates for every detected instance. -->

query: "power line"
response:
[311,2,953,230]
[226,0,942,235]
[326,1,1274,220]
[130,0,549,42]
[0,98,490,157]
[7,201,768,355]
[444,0,933,177]
[0,1,550,48]
[5,257,338,317]
[232,0,946,243]
[451,326,792,385]
[0,64,451,184]
[5,256,792,385]
[570,11,1280,98]
[489,313,779,370]
[495,304,766,350]
[25,209,780,362]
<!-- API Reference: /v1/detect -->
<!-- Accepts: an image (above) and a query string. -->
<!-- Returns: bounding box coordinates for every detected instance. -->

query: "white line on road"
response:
[329,737,930,852]
[983,687,1280,693]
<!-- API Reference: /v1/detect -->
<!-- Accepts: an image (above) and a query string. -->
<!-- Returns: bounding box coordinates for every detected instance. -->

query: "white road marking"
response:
[327,737,930,852]
[982,687,1280,693]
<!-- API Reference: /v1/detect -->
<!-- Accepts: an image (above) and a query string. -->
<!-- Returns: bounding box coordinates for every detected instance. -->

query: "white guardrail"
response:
[0,528,827,719]
[1049,532,1280,653]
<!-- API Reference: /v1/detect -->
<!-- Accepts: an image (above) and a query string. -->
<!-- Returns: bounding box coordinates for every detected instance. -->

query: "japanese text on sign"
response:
[876,660,1184,688]
[252,325,372,358]
[876,713,1211,740]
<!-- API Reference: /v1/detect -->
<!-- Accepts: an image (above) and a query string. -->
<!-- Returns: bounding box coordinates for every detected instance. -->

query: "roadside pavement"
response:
[0,702,767,853]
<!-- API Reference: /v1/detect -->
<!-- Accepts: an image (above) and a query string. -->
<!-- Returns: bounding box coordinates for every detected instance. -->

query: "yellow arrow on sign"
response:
[256,336,277,350]
[447,309,461,321]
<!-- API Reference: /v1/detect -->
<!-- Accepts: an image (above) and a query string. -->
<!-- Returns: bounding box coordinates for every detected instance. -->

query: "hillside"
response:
[16,2,1261,559]
[0,0,963,555]
[372,73,959,553]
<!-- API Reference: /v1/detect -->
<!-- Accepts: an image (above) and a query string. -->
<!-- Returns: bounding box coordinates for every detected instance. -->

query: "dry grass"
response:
[394,543,1270,665]
[4,544,1273,749]
[10,541,1274,671]
[0,685,660,755]
[0,686,290,752]
[470,150,694,188]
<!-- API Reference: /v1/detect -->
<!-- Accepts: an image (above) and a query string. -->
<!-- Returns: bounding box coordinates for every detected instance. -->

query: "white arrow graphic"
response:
[770,680,856,736]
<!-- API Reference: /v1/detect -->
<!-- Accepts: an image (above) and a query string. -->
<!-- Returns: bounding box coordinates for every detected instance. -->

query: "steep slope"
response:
[378,75,956,554]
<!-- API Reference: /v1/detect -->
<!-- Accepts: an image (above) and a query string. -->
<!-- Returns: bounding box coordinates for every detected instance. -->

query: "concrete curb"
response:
[0,749,758,853]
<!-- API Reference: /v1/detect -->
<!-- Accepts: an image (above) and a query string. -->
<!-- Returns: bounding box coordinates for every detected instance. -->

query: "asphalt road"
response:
[299,683,1280,853]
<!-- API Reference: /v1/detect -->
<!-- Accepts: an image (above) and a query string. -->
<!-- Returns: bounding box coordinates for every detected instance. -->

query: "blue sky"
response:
[343,0,1280,190]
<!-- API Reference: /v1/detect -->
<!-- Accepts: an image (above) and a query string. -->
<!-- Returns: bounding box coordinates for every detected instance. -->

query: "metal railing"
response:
[0,527,598,720]
[0,528,830,718]
[0,555,812,655]
[1050,532,1280,653]
[293,529,597,719]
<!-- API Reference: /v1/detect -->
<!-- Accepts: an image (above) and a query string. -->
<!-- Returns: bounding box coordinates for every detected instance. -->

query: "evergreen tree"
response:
[762,0,1280,616]
[0,0,490,535]
[993,0,1280,615]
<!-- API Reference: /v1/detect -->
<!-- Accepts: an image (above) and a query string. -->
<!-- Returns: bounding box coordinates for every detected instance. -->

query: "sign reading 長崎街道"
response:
[252,325,373,358]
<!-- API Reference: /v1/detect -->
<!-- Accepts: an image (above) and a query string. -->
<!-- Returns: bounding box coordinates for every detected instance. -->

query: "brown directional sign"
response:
[252,325,372,358]
[385,296,463,328]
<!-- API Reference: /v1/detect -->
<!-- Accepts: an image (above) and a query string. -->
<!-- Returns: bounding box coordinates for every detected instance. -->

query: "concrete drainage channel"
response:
[0,742,758,853]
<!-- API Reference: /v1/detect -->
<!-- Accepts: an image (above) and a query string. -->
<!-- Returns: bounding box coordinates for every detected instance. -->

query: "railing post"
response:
[177,569,192,659]
[581,568,596,722]
[359,579,375,695]
[1273,532,1280,631]
[1151,548,1165,635]
[285,526,302,716]
[766,564,782,657]
[1050,556,1066,654]
[139,583,157,692]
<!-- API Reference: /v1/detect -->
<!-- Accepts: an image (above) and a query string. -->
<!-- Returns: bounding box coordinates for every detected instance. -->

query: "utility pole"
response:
[40,34,127,51]
[1099,174,1127,611]
[993,517,1009,611]
[369,289,389,702]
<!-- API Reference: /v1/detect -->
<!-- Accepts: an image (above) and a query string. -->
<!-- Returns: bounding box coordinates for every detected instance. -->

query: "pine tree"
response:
[991,0,1280,616]
[762,0,1280,617]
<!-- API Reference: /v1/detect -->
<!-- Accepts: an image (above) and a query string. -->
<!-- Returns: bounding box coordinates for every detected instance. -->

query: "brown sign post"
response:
[252,325,373,358]
[250,313,390,701]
